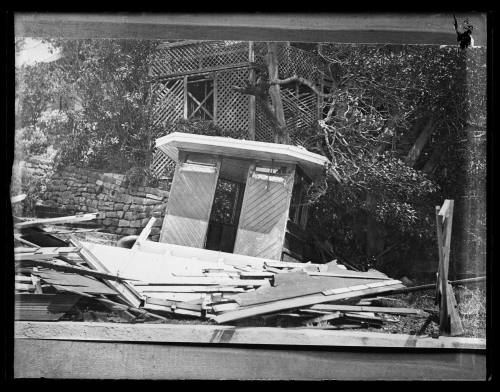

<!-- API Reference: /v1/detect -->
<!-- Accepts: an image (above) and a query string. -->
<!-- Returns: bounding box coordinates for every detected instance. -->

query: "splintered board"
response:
[213,280,405,324]
[31,269,119,296]
[15,293,81,321]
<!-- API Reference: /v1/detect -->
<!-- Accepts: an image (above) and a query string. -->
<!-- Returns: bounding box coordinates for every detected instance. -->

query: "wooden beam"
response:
[307,272,391,280]
[213,72,218,124]
[248,41,256,140]
[149,62,252,82]
[14,213,100,229]
[14,321,486,350]
[446,282,465,336]
[132,217,156,250]
[69,236,143,308]
[183,75,188,119]
[14,13,487,46]
[309,304,428,316]
[435,204,448,332]
[16,258,137,282]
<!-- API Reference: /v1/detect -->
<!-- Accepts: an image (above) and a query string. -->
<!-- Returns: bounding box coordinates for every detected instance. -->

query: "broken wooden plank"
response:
[239,271,275,279]
[135,285,245,293]
[446,282,465,336]
[11,194,26,203]
[131,277,268,286]
[211,302,240,313]
[32,269,121,296]
[265,260,318,270]
[15,293,81,321]
[14,253,60,261]
[14,235,40,248]
[143,303,203,318]
[15,275,34,284]
[145,296,203,312]
[15,283,35,291]
[14,213,100,229]
[132,217,156,250]
[16,259,137,282]
[307,272,391,280]
[70,236,143,308]
[14,247,78,254]
[304,311,342,326]
[213,281,405,323]
[309,304,428,316]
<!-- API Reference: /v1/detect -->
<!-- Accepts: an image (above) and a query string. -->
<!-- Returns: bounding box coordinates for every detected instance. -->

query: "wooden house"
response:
[155,132,335,262]
[149,40,332,177]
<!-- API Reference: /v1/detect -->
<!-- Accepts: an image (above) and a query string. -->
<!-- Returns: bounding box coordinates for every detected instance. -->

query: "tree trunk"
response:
[422,143,445,174]
[266,42,290,145]
[405,117,435,167]
[365,193,386,262]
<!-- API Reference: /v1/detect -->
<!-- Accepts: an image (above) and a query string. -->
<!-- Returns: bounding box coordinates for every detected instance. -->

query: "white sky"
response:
[16,38,61,67]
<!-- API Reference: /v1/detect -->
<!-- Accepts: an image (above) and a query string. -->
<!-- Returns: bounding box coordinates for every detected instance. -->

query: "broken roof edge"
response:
[155,132,337,181]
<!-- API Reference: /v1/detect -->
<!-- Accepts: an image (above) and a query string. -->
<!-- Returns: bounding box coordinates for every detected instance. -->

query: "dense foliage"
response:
[295,45,487,274]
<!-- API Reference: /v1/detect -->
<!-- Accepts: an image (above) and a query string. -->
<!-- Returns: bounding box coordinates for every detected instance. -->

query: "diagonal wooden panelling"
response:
[159,160,221,247]
[234,166,295,260]
[151,79,184,126]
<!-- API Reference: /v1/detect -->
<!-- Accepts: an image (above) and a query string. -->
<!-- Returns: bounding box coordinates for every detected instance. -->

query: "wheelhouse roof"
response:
[155,132,337,181]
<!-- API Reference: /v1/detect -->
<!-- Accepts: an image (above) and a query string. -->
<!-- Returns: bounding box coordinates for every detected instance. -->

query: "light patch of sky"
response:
[16,37,61,67]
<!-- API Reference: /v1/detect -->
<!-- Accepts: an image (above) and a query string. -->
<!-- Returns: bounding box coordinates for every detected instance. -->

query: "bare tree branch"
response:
[270,75,336,98]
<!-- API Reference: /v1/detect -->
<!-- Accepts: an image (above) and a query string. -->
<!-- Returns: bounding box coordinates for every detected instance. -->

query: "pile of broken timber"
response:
[77,239,429,328]
[13,214,165,323]
[13,214,425,329]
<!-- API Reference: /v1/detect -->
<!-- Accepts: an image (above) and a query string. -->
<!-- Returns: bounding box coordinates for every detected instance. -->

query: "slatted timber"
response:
[150,148,176,178]
[216,68,250,133]
[150,41,249,78]
[233,164,295,260]
[151,79,185,126]
[159,158,221,247]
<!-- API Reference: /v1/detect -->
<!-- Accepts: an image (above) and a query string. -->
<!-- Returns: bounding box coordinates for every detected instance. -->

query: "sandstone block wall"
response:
[39,166,169,242]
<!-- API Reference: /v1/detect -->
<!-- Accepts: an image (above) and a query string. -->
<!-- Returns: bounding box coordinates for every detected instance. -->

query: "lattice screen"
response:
[255,99,275,143]
[216,68,250,133]
[151,79,184,126]
[281,88,318,130]
[255,88,318,145]
[254,43,325,84]
[151,148,176,178]
[150,41,249,77]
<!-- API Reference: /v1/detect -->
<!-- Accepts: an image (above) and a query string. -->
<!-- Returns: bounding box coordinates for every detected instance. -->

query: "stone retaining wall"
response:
[39,166,169,242]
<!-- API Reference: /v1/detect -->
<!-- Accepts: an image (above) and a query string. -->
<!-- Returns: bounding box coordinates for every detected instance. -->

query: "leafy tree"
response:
[40,39,162,178]
[234,42,486,277]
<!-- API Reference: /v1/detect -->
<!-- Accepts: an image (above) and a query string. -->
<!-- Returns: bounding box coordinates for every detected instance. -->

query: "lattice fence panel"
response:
[216,68,250,135]
[151,79,184,126]
[150,148,176,178]
[254,43,325,85]
[281,88,318,130]
[151,41,249,77]
[255,99,275,143]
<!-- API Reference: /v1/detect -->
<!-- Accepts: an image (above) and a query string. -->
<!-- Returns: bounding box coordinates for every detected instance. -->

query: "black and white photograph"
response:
[8,12,490,380]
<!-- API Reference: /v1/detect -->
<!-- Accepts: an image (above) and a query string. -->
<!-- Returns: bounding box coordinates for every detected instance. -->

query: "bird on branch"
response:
[453,14,474,49]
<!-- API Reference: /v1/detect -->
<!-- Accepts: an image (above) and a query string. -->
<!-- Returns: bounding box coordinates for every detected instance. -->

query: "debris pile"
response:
[14,214,432,329]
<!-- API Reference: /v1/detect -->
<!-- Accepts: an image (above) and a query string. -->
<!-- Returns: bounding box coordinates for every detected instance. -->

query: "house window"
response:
[186,75,214,121]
